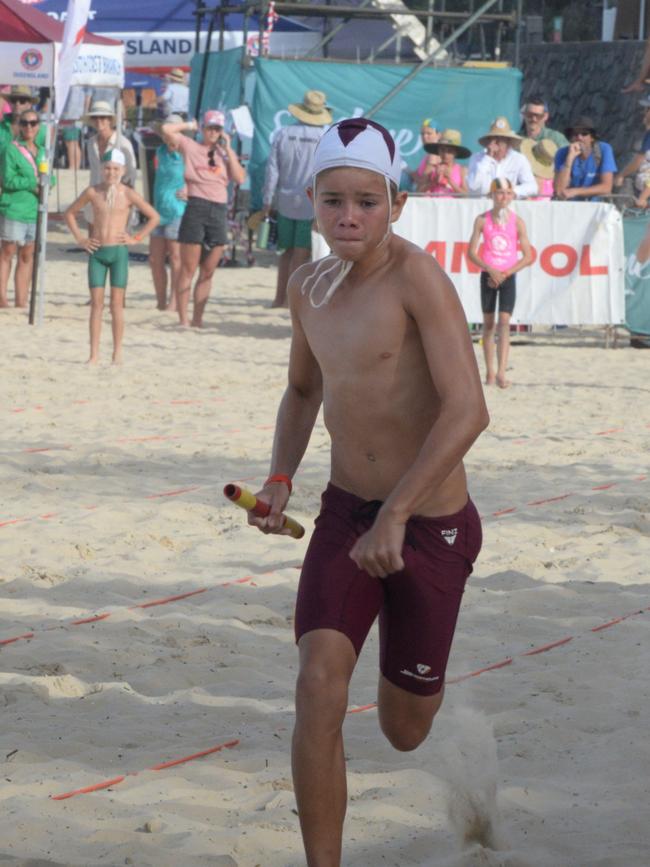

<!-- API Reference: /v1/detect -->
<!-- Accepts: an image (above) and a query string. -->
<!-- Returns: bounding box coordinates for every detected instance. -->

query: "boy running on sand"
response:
[65,150,159,364]
[246,119,489,866]
[468,178,533,388]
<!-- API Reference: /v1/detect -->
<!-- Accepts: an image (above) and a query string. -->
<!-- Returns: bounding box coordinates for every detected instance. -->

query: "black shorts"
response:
[480,271,516,315]
[178,197,228,249]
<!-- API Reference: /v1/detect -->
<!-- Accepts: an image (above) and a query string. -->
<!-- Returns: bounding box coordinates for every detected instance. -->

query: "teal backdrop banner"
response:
[249,58,522,209]
[624,213,650,335]
[189,47,249,119]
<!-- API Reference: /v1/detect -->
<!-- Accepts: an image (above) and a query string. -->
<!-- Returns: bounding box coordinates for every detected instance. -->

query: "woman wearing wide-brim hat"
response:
[0,87,45,155]
[520,137,558,199]
[85,100,137,190]
[422,129,470,196]
[468,116,538,198]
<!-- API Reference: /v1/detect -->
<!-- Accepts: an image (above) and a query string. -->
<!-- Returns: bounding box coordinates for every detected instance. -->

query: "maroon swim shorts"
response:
[295,483,482,696]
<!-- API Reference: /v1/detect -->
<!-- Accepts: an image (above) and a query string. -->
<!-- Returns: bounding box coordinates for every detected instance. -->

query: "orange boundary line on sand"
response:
[1,471,645,537]
[44,603,650,798]
[347,604,650,714]
[50,739,240,801]
[0,473,264,532]
[0,577,254,648]
[483,473,647,520]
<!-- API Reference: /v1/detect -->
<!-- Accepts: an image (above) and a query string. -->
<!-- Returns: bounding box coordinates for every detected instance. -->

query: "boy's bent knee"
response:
[382,720,433,752]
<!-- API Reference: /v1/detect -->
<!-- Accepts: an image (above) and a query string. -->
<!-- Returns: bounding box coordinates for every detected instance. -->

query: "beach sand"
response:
[1,170,649,866]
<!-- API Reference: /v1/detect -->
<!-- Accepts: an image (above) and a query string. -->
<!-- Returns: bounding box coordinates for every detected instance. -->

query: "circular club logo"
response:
[21,49,43,71]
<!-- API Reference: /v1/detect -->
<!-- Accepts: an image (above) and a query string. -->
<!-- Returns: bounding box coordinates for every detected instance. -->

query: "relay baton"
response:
[223,484,305,539]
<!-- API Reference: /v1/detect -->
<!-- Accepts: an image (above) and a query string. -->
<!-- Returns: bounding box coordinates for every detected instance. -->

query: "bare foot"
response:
[165,302,177,313]
[485,374,496,386]
[496,375,512,389]
[190,319,203,329]
[270,300,288,309]
[86,356,99,365]
[112,353,123,365]
[178,317,190,327]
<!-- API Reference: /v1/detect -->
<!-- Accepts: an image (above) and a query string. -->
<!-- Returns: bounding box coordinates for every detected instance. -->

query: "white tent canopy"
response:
[0,0,124,89]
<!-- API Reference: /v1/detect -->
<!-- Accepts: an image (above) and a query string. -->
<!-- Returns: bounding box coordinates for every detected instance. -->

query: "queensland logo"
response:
[21,49,43,71]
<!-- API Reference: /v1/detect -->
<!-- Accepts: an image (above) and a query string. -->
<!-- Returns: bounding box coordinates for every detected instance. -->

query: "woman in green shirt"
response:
[0,109,42,307]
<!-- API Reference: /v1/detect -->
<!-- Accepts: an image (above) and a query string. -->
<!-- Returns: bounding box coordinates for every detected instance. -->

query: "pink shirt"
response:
[427,162,463,197]
[481,209,519,271]
[533,177,554,200]
[177,136,230,203]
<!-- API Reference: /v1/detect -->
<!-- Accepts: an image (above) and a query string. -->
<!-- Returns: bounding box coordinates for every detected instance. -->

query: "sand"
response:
[1,170,649,866]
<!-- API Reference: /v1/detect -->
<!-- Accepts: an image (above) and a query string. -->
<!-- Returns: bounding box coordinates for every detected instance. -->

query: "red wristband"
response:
[265,473,292,494]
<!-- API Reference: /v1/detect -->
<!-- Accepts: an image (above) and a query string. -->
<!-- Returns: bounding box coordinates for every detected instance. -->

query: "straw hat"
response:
[288,90,332,126]
[520,137,558,179]
[85,100,116,120]
[166,68,186,84]
[478,116,522,148]
[247,210,266,231]
[424,128,471,159]
[8,85,36,103]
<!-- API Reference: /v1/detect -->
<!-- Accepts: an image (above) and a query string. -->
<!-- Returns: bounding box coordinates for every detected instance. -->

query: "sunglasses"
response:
[525,111,545,120]
[19,119,39,127]
[571,129,592,137]
[208,148,216,168]
[12,97,32,105]
[204,125,222,131]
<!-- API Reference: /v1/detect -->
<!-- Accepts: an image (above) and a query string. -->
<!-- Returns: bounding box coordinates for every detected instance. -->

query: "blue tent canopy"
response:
[32,0,317,71]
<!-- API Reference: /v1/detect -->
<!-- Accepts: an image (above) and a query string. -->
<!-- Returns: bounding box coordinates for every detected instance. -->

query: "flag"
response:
[54,0,92,121]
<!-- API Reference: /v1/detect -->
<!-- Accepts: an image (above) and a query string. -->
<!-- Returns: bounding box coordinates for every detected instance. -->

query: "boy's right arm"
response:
[64,189,97,252]
[162,119,197,148]
[248,267,323,534]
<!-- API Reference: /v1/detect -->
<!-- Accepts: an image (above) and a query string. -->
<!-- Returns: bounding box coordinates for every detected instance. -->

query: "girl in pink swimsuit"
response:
[422,128,470,197]
[467,179,534,388]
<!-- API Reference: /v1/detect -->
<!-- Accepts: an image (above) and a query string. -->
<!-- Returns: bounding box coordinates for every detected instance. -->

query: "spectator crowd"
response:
[0,75,646,338]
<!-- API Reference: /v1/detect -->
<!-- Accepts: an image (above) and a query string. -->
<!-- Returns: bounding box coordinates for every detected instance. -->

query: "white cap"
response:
[312,118,401,188]
[101,149,126,167]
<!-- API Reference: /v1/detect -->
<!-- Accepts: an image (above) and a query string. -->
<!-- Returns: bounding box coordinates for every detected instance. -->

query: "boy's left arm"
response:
[349,254,489,578]
[121,188,160,243]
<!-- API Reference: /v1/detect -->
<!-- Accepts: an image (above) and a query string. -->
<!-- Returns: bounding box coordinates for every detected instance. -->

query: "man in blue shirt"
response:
[554,116,617,201]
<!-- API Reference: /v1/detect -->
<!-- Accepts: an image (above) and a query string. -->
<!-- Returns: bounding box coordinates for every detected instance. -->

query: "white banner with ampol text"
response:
[313,198,625,325]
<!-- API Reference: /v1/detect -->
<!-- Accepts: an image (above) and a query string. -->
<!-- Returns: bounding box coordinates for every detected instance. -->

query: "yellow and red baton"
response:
[223,484,305,539]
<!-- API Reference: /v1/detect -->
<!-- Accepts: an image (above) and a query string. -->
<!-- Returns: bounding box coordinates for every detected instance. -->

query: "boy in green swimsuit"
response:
[65,150,159,363]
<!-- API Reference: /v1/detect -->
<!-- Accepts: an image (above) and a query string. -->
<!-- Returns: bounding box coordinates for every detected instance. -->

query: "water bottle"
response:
[37,147,48,176]
[257,216,271,250]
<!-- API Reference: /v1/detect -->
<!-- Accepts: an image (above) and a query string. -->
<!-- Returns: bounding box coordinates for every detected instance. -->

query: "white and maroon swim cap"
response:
[312,118,401,187]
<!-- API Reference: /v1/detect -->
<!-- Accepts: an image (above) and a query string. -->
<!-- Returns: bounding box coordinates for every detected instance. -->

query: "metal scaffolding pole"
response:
[364,0,503,119]
[303,0,375,58]
[514,0,523,68]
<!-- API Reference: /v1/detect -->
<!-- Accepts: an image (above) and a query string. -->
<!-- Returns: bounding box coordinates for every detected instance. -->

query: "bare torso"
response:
[87,184,132,246]
[295,236,468,516]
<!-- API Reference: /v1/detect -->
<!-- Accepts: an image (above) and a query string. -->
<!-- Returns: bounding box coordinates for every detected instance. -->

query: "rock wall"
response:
[505,40,647,160]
